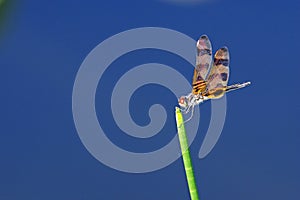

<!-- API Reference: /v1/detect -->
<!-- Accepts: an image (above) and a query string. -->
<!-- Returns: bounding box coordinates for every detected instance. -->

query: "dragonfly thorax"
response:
[191,94,204,106]
[178,93,205,109]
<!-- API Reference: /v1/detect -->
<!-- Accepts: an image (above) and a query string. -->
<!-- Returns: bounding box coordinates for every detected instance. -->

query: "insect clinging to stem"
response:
[179,35,251,122]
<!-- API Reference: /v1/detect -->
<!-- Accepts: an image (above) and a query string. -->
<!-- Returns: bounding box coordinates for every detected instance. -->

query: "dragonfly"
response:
[179,35,251,122]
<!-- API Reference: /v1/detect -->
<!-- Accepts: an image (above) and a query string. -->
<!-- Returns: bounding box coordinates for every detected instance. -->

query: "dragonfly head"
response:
[178,96,188,108]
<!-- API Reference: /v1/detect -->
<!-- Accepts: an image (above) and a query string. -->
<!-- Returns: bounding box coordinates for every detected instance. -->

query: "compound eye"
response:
[179,97,187,108]
[179,97,184,104]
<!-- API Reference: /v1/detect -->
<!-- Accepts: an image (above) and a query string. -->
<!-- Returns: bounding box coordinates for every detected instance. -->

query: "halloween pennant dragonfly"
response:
[179,35,251,121]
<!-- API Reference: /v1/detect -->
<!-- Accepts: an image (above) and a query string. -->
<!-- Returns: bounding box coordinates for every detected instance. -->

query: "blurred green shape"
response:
[0,0,7,17]
[175,107,199,200]
[0,0,14,39]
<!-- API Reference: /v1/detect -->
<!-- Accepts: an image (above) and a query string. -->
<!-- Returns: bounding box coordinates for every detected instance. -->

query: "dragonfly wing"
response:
[204,47,230,99]
[192,35,212,95]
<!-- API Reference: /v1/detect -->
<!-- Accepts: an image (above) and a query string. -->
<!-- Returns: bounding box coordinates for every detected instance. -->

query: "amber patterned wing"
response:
[192,35,212,95]
[203,47,230,99]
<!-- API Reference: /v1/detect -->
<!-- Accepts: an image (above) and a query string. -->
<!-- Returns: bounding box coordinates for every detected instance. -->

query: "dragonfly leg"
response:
[180,107,188,113]
[183,105,192,114]
[184,105,194,123]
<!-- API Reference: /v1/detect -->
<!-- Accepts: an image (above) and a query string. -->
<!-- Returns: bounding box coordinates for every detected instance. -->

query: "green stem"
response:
[175,107,199,200]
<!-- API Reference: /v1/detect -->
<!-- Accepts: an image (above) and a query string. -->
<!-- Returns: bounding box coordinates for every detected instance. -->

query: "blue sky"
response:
[1,0,300,199]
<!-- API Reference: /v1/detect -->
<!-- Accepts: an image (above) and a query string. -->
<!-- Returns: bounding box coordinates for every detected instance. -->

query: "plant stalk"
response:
[175,107,199,200]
